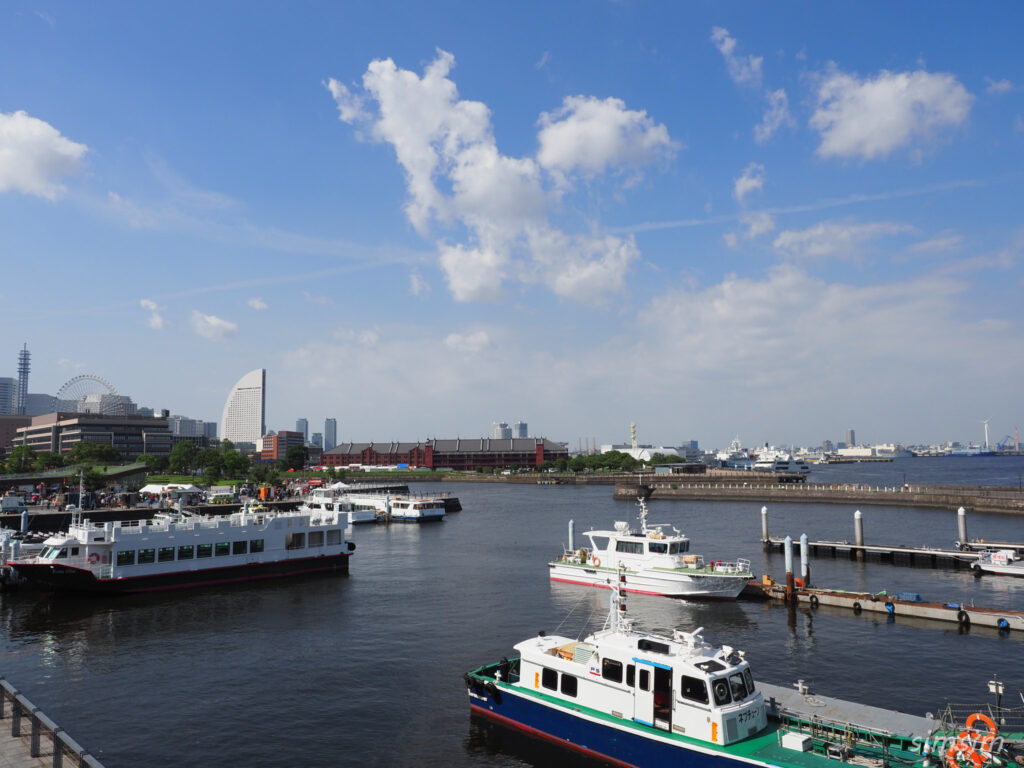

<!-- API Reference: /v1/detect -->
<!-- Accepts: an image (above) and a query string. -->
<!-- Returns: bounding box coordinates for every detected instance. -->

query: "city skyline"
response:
[1,4,1022,449]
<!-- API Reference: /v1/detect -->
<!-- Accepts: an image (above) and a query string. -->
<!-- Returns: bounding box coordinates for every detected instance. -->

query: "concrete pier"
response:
[0,677,104,767]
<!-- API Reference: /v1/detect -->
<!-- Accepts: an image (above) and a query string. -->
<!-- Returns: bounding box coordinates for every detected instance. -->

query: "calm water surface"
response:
[2,457,1024,767]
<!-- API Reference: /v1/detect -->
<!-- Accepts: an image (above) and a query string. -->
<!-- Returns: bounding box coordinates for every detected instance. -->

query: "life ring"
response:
[957,610,971,627]
[592,557,601,567]
[87,553,99,564]
[965,712,997,736]
[852,602,862,614]
[809,594,819,608]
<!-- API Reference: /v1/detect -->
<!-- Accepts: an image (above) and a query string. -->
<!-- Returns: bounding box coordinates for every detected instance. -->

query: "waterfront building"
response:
[322,437,568,471]
[324,418,337,451]
[296,417,309,442]
[15,412,171,460]
[168,414,205,437]
[491,421,512,440]
[260,430,305,462]
[513,421,527,439]
[220,368,266,448]
[846,428,856,447]
[0,415,32,458]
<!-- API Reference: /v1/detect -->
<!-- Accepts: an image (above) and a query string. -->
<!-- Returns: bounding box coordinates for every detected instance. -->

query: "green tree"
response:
[65,442,121,466]
[283,445,308,472]
[168,441,197,475]
[197,448,223,479]
[82,467,106,492]
[222,450,250,479]
[7,445,36,473]
[137,453,169,473]
[33,451,65,471]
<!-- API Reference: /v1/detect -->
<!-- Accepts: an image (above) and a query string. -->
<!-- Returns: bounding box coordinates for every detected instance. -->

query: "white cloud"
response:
[325,78,369,124]
[535,51,550,70]
[755,89,794,143]
[733,163,765,203]
[0,111,87,199]
[810,67,973,160]
[985,77,1012,95]
[190,310,237,341]
[710,27,763,87]
[328,50,668,304]
[248,297,268,310]
[444,329,491,353]
[140,298,164,330]
[724,211,775,248]
[536,95,677,182]
[773,220,914,260]
[303,291,332,305]
[409,271,430,296]
[907,232,963,254]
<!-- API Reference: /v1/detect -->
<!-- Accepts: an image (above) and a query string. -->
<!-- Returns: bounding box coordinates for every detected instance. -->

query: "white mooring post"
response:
[855,509,864,560]
[800,533,810,587]
[784,535,794,601]
[957,507,967,547]
[760,506,769,543]
[568,519,575,552]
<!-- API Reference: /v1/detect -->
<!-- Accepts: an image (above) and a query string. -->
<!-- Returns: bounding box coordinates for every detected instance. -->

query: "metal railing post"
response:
[52,727,64,768]
[31,708,41,756]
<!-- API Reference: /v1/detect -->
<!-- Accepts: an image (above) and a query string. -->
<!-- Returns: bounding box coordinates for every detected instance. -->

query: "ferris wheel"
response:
[55,374,126,417]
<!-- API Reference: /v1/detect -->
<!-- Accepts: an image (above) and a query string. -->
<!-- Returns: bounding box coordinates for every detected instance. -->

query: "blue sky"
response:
[1,2,1022,450]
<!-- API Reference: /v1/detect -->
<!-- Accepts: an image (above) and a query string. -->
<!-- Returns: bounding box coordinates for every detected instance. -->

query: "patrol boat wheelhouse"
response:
[548,497,751,599]
[467,581,1019,768]
[11,503,355,594]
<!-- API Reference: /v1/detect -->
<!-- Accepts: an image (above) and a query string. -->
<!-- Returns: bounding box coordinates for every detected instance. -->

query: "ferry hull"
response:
[12,553,351,595]
[548,563,746,600]
[469,686,749,768]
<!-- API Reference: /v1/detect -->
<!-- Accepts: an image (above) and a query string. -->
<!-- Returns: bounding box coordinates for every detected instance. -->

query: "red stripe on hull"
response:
[549,576,737,600]
[470,702,639,768]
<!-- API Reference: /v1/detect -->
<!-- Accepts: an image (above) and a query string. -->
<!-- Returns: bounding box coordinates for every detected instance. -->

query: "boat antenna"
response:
[604,565,631,632]
[636,495,650,535]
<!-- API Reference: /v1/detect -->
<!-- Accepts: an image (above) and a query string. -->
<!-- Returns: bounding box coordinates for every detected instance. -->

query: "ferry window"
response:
[638,639,670,654]
[71,547,80,556]
[326,530,342,546]
[250,539,264,553]
[215,542,230,556]
[309,531,324,548]
[712,678,732,706]
[602,659,623,683]
[744,669,755,694]
[615,541,643,555]
[138,548,155,564]
[681,675,709,704]
[639,669,650,691]
[285,533,306,550]
[197,543,213,558]
[560,674,578,697]
[626,664,635,687]
[669,543,681,554]
[542,668,558,691]
[233,541,248,555]
[158,547,175,562]
[178,545,194,559]
[729,673,748,701]
[648,541,668,554]
[54,547,68,559]
[117,550,135,566]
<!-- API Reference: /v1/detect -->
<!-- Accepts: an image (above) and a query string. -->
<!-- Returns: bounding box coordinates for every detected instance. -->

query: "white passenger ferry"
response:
[10,503,355,594]
[300,487,378,524]
[467,582,1020,768]
[341,492,446,523]
[548,498,751,599]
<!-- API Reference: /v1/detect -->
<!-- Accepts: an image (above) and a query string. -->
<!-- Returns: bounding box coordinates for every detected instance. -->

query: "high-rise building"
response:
[492,421,512,440]
[168,414,204,437]
[0,377,15,415]
[24,394,55,416]
[220,368,266,449]
[311,432,323,449]
[846,429,856,447]
[324,417,337,451]
[296,418,309,442]
[513,421,528,438]
[204,421,218,439]
[16,344,29,416]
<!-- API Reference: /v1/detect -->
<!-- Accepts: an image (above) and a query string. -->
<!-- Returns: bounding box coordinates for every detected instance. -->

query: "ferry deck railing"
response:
[0,677,105,767]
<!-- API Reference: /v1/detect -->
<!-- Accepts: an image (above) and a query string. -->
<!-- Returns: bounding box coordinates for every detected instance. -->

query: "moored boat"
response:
[466,581,1024,768]
[300,486,377,524]
[341,491,446,522]
[10,503,355,594]
[972,549,1024,577]
[548,498,751,599]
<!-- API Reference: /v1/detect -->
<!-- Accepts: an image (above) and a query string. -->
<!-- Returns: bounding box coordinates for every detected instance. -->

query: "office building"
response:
[15,412,172,460]
[296,418,309,442]
[324,418,337,451]
[491,421,512,440]
[204,421,218,439]
[323,437,568,471]
[0,378,15,415]
[846,429,856,447]
[220,368,266,449]
[311,432,323,449]
[513,421,527,438]
[260,430,305,462]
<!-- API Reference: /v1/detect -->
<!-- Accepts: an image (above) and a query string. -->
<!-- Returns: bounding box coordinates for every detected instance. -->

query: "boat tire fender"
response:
[957,610,970,627]
[852,602,862,615]
[884,601,895,615]
[997,618,1010,632]
[484,681,502,704]
[347,542,356,552]
[809,594,819,608]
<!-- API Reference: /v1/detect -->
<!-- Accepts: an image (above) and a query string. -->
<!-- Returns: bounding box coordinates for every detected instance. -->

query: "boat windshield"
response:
[39,547,68,560]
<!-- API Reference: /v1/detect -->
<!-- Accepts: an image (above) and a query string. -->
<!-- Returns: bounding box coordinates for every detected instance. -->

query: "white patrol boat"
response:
[972,549,1024,577]
[300,486,377,524]
[340,491,446,523]
[548,497,751,599]
[467,580,1023,768]
[10,503,355,595]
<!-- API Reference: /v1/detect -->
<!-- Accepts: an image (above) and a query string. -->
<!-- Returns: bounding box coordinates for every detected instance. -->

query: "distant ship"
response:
[949,446,996,457]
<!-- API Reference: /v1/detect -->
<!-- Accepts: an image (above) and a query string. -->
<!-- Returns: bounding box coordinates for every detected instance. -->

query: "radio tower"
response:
[16,343,29,415]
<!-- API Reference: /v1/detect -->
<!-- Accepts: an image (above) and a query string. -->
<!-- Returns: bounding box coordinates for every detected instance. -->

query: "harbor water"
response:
[2,456,1024,767]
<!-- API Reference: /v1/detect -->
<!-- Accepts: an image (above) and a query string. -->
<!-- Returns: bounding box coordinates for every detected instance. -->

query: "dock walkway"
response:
[0,678,104,767]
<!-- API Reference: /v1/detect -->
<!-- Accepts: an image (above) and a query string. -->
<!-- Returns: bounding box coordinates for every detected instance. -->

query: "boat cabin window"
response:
[197,543,213,558]
[649,541,668,554]
[602,659,623,683]
[55,547,68,559]
[638,668,650,691]
[178,545,194,560]
[138,548,156,564]
[309,531,324,548]
[744,669,755,693]
[626,664,635,687]
[671,542,688,554]
[712,678,732,706]
[729,673,748,701]
[250,539,265,553]
[326,530,342,546]
[541,668,558,691]
[285,533,306,550]
[560,674,578,697]
[638,639,670,654]
[117,550,136,566]
[233,541,248,555]
[158,547,175,562]
[681,675,709,704]
[215,542,230,557]
[616,541,644,555]
[71,547,79,556]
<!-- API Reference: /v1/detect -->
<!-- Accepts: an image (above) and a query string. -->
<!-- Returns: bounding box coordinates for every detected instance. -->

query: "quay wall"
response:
[612,476,1024,514]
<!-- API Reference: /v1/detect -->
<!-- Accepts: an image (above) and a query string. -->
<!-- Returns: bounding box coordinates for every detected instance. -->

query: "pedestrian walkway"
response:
[0,678,104,767]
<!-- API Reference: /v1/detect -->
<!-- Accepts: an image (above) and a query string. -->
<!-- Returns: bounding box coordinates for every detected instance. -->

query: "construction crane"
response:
[997,430,1020,451]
